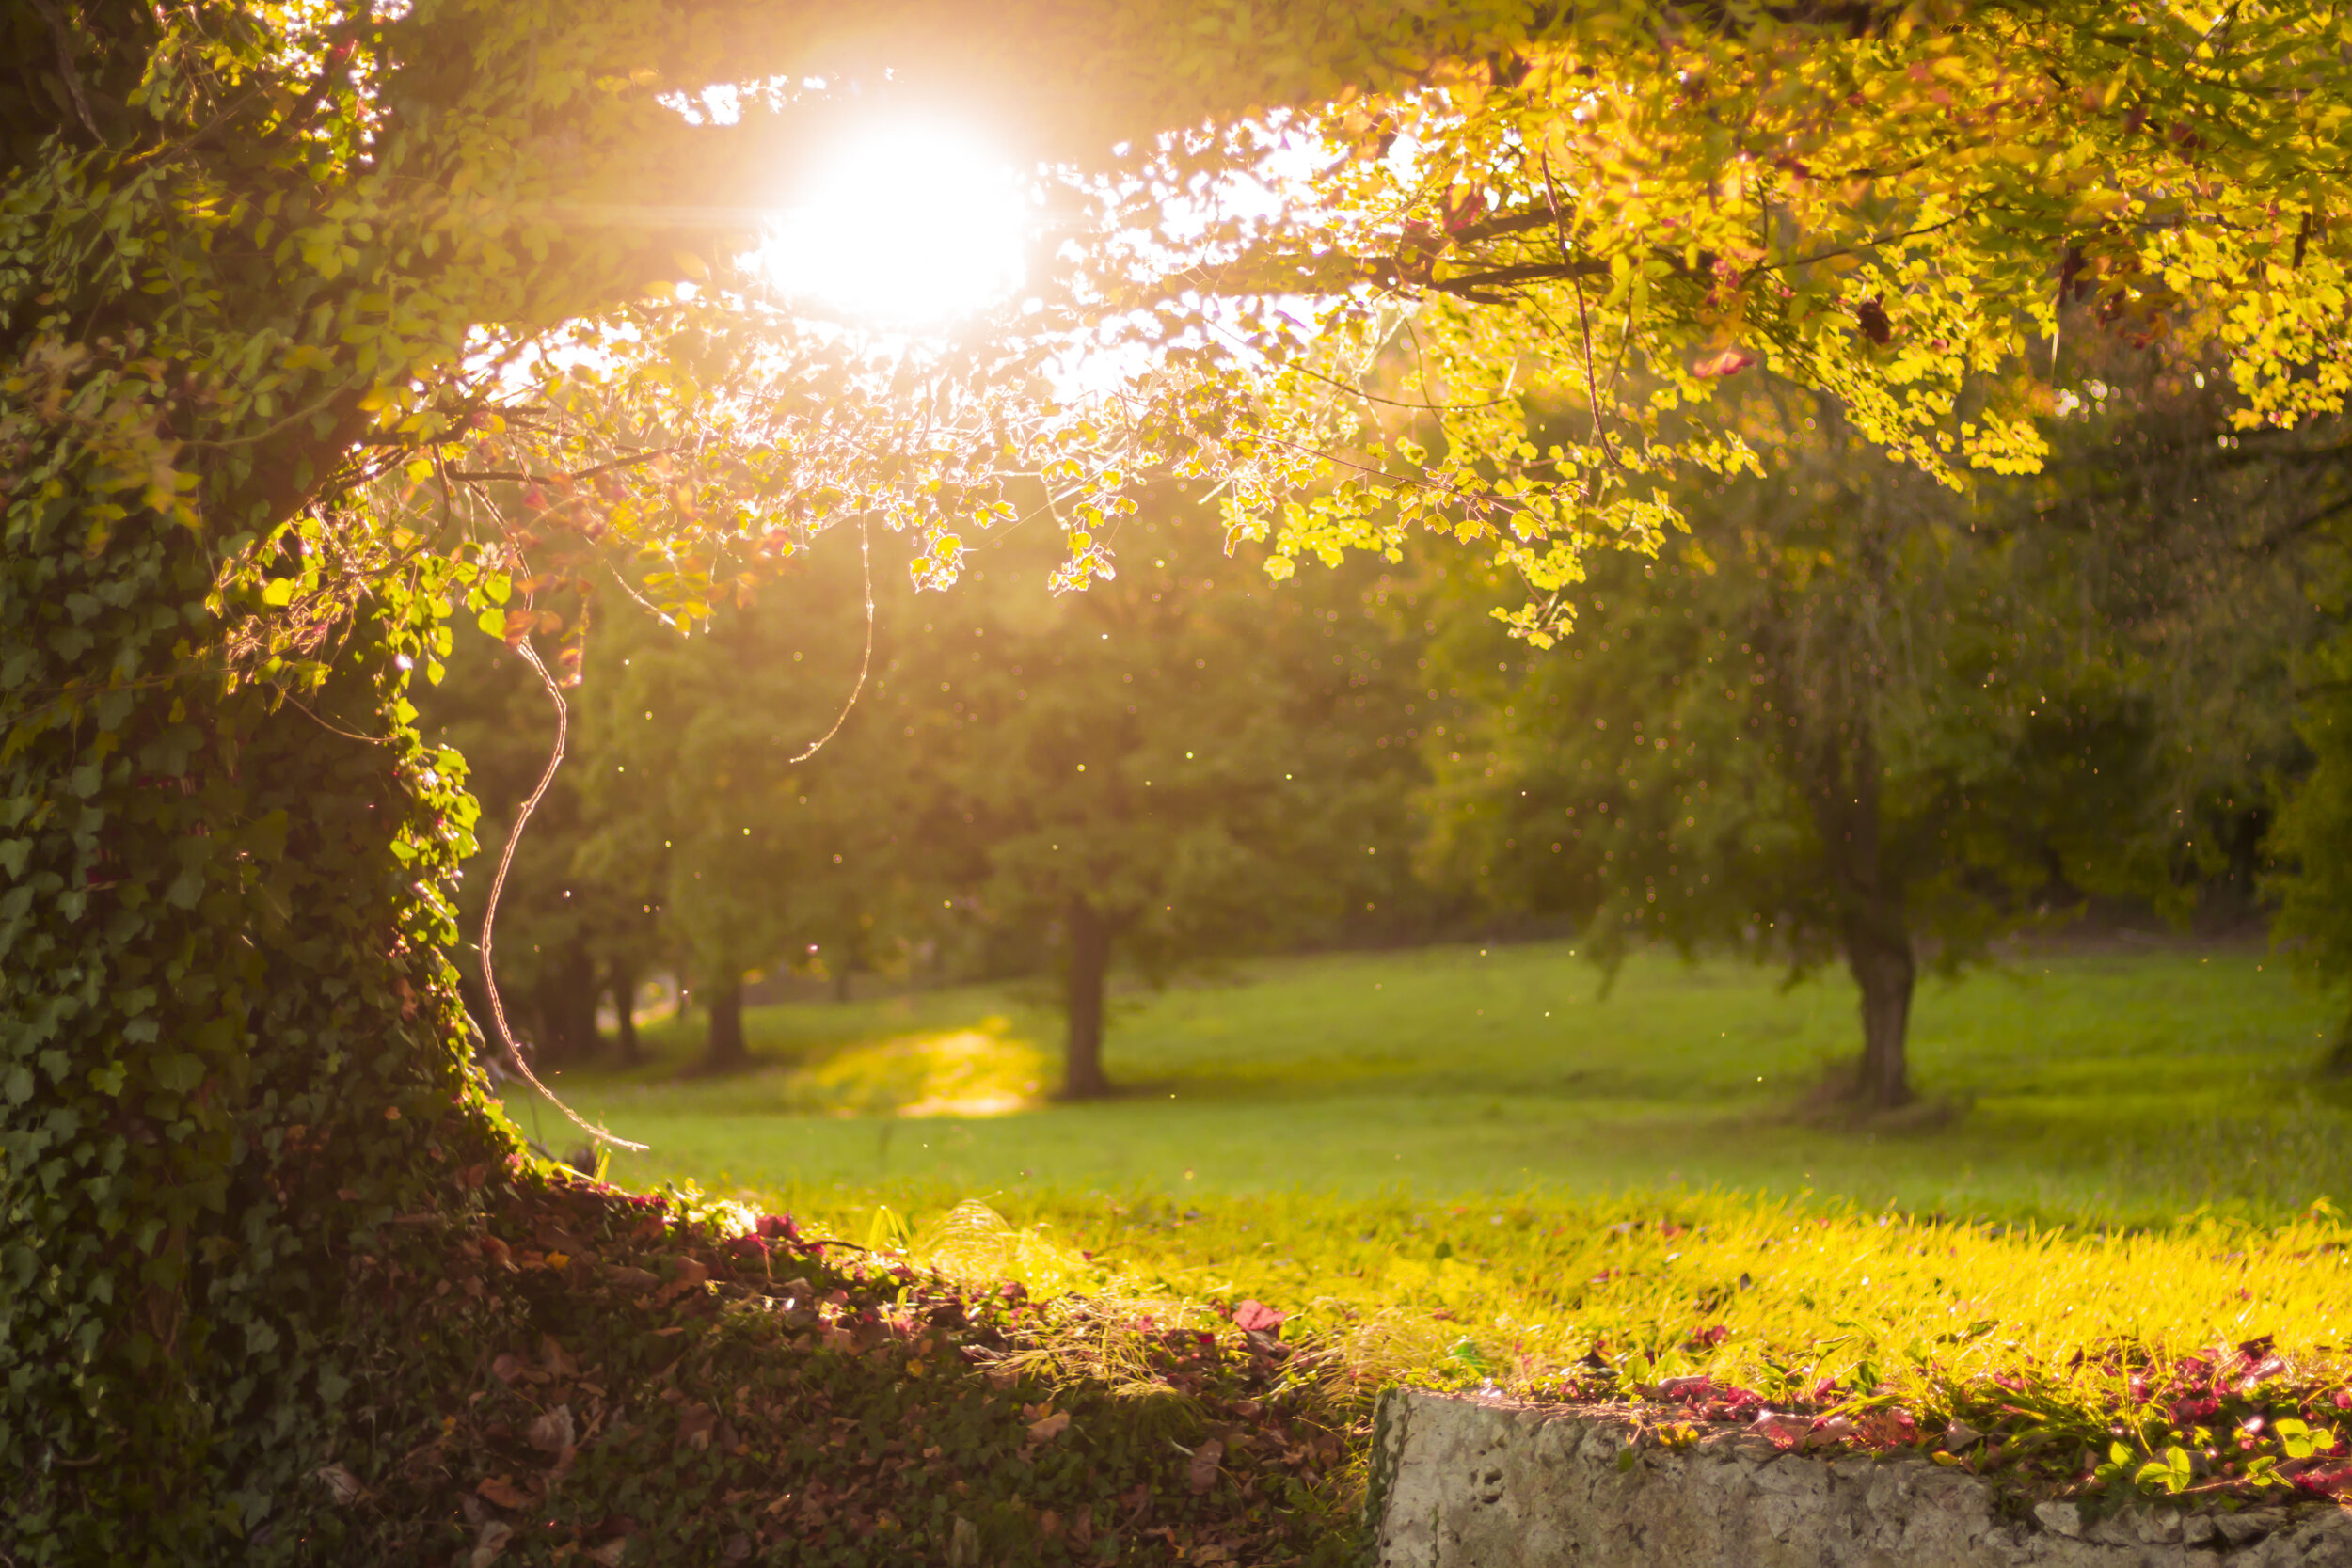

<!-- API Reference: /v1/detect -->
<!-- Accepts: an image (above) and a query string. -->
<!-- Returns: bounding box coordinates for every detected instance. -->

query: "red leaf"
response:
[1232,1299,1285,1334]
[1692,350,1756,378]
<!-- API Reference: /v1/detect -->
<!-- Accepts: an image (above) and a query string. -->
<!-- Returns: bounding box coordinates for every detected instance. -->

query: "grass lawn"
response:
[509,940,2349,1229]
[501,942,2352,1500]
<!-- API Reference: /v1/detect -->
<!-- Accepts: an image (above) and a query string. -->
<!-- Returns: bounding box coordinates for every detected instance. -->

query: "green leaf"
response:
[476,607,506,639]
[151,1053,206,1095]
[262,578,296,607]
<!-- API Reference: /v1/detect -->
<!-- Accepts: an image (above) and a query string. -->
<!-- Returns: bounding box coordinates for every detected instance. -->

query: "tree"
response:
[2268,540,2352,1072]
[8,0,2352,1554]
[1423,372,2325,1107]
[912,497,1423,1098]
[573,542,957,1070]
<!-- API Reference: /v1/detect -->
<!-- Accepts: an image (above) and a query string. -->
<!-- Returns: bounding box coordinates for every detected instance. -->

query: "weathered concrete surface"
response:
[1367,1388,2352,1567]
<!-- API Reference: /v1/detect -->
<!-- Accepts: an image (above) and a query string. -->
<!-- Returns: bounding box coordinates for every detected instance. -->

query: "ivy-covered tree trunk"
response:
[0,496,516,1557]
[703,977,749,1071]
[1062,897,1115,1100]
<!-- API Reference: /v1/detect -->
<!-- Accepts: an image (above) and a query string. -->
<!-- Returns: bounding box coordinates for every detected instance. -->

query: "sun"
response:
[761,120,1031,325]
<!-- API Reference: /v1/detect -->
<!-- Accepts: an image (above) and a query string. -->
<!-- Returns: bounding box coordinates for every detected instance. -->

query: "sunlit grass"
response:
[785,1184,2352,1418]
[508,941,2352,1477]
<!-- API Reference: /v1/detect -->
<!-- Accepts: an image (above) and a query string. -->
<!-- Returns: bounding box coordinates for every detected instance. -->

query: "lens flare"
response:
[762,121,1028,325]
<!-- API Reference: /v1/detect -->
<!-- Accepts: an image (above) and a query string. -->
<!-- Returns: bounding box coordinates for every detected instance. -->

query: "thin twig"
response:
[787,519,874,764]
[1538,156,1623,476]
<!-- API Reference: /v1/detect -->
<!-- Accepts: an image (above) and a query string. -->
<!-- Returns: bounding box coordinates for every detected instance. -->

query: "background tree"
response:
[2268,530,2352,1072]
[576,541,959,1069]
[914,496,1424,1098]
[1423,372,2324,1109]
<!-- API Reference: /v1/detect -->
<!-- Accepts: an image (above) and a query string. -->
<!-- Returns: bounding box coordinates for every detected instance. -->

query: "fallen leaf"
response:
[477,1475,534,1510]
[721,1533,753,1562]
[1188,1438,1225,1495]
[585,1541,628,1567]
[1232,1300,1285,1334]
[1026,1411,1072,1444]
[1805,1415,1857,1449]
[679,1403,718,1450]
[490,1354,526,1385]
[470,1520,513,1567]
[529,1405,577,1453]
[315,1463,363,1504]
[603,1266,659,1291]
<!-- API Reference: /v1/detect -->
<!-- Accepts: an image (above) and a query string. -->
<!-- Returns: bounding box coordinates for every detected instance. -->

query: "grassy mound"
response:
[466,945,2352,1544]
[319,1170,1359,1567]
[740,1187,2352,1517]
[310,1169,2351,1564]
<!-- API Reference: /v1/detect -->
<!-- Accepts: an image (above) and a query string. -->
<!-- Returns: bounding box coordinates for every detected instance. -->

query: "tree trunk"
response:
[2,495,516,1549]
[1844,917,1915,1109]
[530,939,601,1067]
[703,976,748,1071]
[609,963,643,1067]
[832,960,854,1004]
[1799,695,1915,1110]
[1062,898,1115,1100]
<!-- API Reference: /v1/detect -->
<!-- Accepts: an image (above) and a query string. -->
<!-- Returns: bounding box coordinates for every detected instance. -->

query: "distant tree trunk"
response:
[2324,1014,2352,1079]
[1062,897,1115,1100]
[1804,706,1915,1110]
[530,940,601,1067]
[832,961,854,1004]
[703,975,748,1071]
[608,963,643,1067]
[1843,915,1915,1109]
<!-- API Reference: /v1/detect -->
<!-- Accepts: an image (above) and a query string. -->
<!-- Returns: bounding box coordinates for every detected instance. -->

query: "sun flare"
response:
[761,121,1030,325]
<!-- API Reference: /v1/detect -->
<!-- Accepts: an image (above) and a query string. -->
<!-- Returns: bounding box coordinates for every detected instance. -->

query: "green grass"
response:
[512,941,2349,1227]
[500,942,2352,1501]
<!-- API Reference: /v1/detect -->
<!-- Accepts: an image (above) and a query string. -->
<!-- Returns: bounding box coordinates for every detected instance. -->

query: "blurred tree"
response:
[576,539,961,1070]
[2266,533,2352,1072]
[1424,370,2323,1109]
[915,496,1424,1098]
[418,631,663,1069]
